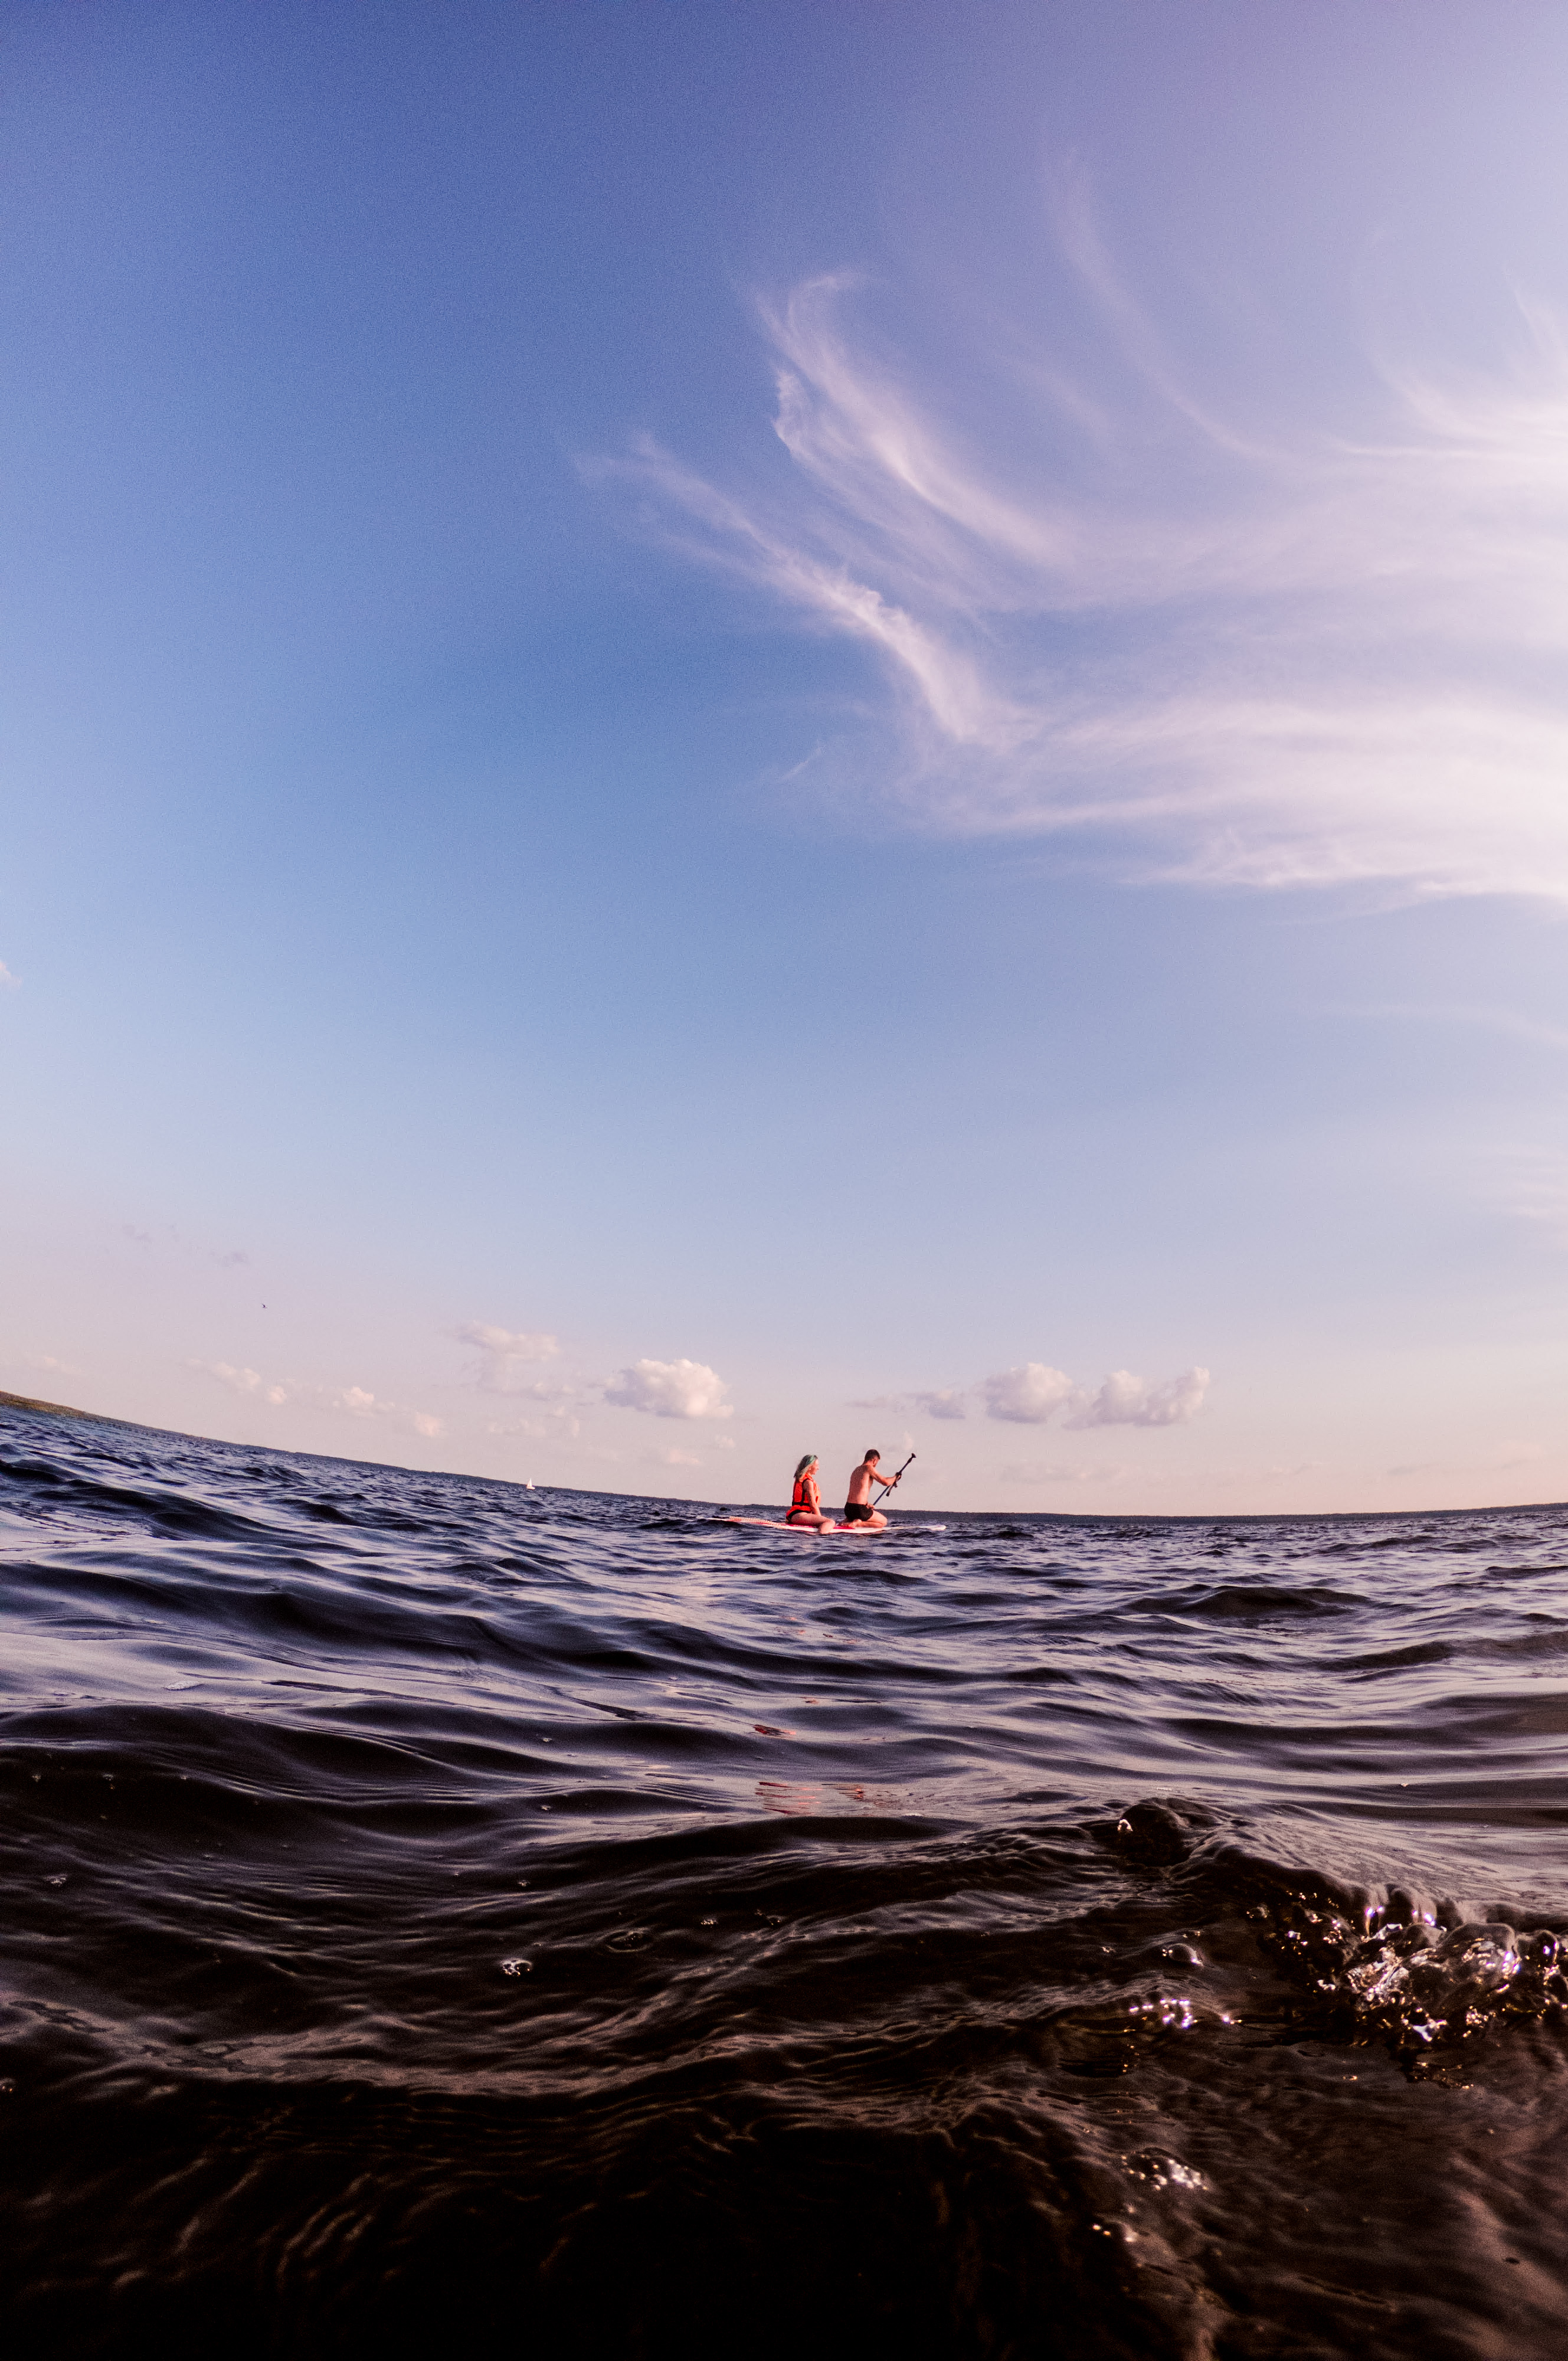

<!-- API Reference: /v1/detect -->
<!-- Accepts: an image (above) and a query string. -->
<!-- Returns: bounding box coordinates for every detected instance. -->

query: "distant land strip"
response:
[0,1386,129,1427]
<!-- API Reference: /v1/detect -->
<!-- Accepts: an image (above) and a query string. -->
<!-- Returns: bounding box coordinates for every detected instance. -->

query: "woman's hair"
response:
[793,1453,818,1483]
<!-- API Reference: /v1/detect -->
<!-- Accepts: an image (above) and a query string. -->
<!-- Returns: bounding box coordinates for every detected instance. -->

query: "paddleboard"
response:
[725,1517,945,1533]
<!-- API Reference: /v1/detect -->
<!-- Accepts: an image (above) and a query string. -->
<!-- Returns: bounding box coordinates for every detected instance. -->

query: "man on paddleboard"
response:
[842,1449,899,1529]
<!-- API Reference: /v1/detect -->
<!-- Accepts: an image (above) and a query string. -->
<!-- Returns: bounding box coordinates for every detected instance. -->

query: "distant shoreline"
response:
[0,1385,130,1426]
[3,1390,1563,1523]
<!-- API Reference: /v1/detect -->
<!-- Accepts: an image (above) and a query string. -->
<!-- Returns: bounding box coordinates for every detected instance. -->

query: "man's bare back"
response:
[842,1450,898,1527]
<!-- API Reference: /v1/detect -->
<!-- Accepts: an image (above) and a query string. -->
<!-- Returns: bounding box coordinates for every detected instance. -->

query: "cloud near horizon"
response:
[191,1360,443,1438]
[867,1362,1209,1428]
[983,1362,1209,1428]
[604,241,1568,905]
[603,1357,734,1420]
[1062,1366,1210,1429]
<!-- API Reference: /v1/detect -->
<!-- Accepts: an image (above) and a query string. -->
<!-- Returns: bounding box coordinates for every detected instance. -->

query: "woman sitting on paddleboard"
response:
[785,1454,836,1531]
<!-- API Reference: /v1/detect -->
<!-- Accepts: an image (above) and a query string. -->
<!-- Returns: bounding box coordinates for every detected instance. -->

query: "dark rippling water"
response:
[5,1404,1568,2357]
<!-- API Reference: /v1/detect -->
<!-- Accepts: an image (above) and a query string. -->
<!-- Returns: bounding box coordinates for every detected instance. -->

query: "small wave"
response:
[1250,1889,1567,2061]
[1102,1802,1568,2065]
[1140,1582,1357,1619]
[1344,1640,1454,1673]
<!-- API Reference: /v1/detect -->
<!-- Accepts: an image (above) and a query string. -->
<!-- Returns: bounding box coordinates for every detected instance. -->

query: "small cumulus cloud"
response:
[458,1321,560,1360]
[121,1224,153,1247]
[1063,1367,1209,1429]
[214,1250,250,1268]
[659,1447,703,1467]
[980,1361,1207,1428]
[0,961,18,988]
[457,1320,562,1392]
[604,1358,734,1420]
[322,1382,443,1438]
[981,1364,1075,1424]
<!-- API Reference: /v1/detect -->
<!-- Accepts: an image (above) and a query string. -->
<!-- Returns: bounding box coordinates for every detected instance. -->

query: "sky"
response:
[6,0,1568,1514]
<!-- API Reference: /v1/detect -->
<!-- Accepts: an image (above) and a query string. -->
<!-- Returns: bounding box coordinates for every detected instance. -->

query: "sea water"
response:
[4,1401,1568,2356]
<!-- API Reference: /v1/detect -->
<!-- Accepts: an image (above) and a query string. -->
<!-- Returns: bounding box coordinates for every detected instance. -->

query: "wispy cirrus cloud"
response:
[600,243,1568,904]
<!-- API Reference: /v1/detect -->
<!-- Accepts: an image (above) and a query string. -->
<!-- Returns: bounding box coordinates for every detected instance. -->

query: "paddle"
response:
[873,1451,915,1506]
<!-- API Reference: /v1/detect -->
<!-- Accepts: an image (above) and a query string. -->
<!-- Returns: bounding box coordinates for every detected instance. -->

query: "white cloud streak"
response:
[603,1357,734,1421]
[605,261,1568,902]
[851,1386,968,1420]
[190,1361,443,1438]
[868,1361,1210,1428]
[195,1360,289,1407]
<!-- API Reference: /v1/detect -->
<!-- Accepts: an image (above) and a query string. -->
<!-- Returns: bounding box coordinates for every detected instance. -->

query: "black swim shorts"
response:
[842,1502,874,1523]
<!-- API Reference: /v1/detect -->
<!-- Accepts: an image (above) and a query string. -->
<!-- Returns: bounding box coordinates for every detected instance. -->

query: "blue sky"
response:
[6,0,1568,1511]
